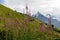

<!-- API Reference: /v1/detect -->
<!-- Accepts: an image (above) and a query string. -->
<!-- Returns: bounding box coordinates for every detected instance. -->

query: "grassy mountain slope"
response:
[0,4,60,40]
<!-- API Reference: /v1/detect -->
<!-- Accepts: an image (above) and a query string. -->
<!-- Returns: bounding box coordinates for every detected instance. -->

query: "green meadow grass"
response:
[0,4,60,40]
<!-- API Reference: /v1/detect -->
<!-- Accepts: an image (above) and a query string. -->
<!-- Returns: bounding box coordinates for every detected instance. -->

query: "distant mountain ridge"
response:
[32,12,60,28]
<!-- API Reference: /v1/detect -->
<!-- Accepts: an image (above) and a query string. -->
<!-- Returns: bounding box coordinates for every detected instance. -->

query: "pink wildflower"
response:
[24,18,29,23]
[40,22,45,32]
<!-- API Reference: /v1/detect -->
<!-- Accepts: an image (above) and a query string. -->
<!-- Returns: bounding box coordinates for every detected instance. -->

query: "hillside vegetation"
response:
[0,4,60,40]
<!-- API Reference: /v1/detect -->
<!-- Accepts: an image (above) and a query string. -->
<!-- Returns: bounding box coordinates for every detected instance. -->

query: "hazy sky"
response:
[0,0,60,19]
[0,0,4,3]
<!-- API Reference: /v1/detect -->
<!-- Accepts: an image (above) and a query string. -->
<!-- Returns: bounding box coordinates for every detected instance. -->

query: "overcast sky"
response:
[0,0,60,20]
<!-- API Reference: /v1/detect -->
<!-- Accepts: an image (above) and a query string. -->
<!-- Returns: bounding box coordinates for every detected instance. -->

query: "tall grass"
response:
[0,4,60,40]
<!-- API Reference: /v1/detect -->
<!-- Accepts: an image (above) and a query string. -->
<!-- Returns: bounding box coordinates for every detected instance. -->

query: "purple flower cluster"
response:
[5,18,11,27]
[40,23,45,32]
[24,18,29,23]
[15,18,22,26]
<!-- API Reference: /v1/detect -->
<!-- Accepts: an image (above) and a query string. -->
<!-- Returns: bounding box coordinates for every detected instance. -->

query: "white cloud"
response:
[2,0,60,18]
